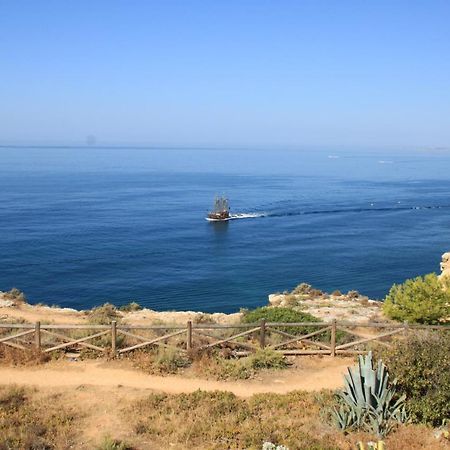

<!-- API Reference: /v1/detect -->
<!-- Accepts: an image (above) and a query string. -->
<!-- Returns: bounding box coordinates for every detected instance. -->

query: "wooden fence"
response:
[0,320,448,358]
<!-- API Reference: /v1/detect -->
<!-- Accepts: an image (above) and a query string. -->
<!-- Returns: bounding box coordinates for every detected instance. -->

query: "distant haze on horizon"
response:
[1,1,450,149]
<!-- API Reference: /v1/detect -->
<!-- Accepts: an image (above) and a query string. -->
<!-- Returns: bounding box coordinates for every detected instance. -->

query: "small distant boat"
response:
[206,196,230,221]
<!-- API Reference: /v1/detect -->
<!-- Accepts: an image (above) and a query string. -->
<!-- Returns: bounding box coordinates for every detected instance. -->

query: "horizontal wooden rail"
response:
[0,319,448,358]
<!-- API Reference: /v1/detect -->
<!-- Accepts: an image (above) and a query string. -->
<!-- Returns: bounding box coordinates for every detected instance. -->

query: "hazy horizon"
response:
[2,1,450,149]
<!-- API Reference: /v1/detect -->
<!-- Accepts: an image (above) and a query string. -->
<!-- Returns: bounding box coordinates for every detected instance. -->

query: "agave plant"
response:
[332,352,407,437]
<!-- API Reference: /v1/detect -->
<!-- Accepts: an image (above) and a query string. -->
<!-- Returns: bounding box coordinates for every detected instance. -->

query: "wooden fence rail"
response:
[0,320,448,358]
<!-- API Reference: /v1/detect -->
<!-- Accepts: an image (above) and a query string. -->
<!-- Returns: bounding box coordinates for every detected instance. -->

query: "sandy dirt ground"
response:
[0,357,352,448]
[0,357,350,397]
[0,302,242,325]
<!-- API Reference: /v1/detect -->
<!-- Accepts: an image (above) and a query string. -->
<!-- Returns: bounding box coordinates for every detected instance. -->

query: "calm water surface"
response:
[0,147,449,312]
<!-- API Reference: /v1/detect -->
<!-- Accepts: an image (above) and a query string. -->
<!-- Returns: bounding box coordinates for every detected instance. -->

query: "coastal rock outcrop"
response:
[439,252,450,278]
[268,283,383,323]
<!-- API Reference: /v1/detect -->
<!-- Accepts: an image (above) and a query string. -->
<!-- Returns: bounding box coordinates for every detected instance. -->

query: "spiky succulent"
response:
[332,352,407,437]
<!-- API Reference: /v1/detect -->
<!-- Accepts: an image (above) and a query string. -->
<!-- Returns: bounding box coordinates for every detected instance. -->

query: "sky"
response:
[1,0,450,148]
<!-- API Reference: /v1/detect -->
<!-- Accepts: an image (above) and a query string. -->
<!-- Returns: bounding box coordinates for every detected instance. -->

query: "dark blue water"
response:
[1,147,450,312]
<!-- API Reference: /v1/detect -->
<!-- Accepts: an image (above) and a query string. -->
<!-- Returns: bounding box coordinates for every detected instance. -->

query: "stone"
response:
[268,294,284,306]
[440,252,450,278]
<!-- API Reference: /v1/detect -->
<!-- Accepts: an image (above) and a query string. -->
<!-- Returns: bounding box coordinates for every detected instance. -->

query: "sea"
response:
[1,146,450,313]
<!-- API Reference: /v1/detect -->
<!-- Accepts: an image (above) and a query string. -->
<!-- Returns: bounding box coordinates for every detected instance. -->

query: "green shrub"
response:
[241,306,320,335]
[382,331,450,426]
[241,306,351,345]
[247,348,287,371]
[383,273,450,324]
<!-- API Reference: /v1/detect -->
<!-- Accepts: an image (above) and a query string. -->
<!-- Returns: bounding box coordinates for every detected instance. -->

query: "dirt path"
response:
[0,358,350,397]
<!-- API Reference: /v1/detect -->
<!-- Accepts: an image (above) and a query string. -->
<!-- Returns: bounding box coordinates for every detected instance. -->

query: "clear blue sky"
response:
[1,0,450,148]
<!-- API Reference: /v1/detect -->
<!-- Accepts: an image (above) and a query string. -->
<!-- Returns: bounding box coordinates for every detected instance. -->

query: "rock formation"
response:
[439,252,450,278]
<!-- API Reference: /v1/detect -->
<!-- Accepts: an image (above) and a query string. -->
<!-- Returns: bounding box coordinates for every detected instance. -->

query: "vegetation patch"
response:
[2,287,27,303]
[118,302,143,312]
[381,331,450,426]
[131,347,190,375]
[241,306,320,334]
[332,352,407,438]
[193,348,288,381]
[241,306,351,345]
[96,435,134,450]
[0,346,50,366]
[87,303,122,324]
[127,389,341,450]
[383,273,450,324]
[0,385,78,449]
[126,389,445,450]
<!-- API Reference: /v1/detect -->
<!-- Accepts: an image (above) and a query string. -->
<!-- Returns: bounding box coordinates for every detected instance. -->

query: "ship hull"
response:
[205,216,230,222]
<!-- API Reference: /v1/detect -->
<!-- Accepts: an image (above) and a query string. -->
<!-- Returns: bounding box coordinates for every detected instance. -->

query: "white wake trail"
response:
[229,212,266,220]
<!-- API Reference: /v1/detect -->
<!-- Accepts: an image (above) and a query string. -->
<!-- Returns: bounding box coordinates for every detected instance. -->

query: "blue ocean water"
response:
[1,147,450,313]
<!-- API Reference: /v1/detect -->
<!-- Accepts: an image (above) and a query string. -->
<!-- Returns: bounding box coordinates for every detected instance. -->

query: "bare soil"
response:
[0,356,350,397]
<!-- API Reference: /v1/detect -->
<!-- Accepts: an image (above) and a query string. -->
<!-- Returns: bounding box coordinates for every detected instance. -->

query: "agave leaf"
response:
[333,352,408,438]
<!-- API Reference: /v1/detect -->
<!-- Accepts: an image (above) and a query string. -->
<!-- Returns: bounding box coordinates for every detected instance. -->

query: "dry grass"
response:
[191,348,288,380]
[87,303,122,324]
[130,347,190,375]
[96,435,134,450]
[128,390,338,449]
[0,384,446,449]
[0,346,50,366]
[0,385,79,449]
[125,390,448,450]
[128,347,289,380]
[2,288,27,304]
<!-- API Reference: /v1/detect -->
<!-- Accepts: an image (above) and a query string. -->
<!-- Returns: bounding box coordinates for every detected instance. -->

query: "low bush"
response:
[87,303,121,324]
[193,313,215,324]
[291,283,323,296]
[249,348,287,370]
[241,306,320,335]
[96,435,133,450]
[382,331,450,426]
[347,290,360,299]
[3,288,27,303]
[241,306,351,345]
[118,302,142,312]
[132,347,190,375]
[383,273,450,324]
[193,349,288,380]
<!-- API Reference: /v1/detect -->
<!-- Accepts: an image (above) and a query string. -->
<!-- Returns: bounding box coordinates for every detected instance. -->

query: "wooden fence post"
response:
[259,319,266,349]
[187,320,193,351]
[34,321,41,352]
[111,321,117,357]
[330,319,336,357]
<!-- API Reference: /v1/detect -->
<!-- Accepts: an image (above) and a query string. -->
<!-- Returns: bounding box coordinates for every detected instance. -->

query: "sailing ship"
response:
[206,196,230,221]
